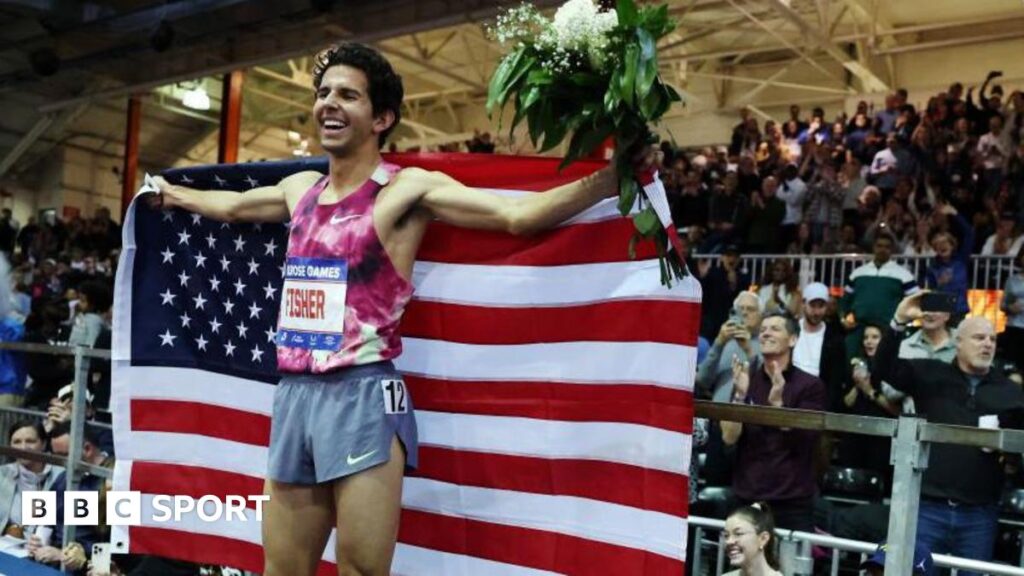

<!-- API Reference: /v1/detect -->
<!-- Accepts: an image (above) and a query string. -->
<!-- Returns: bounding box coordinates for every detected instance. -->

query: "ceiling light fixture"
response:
[182,84,211,111]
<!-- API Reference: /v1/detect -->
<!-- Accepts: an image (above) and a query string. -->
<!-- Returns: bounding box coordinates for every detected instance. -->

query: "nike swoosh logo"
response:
[346,450,377,466]
[330,214,360,225]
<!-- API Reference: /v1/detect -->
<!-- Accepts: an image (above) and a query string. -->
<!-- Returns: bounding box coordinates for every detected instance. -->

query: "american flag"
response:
[111,153,701,575]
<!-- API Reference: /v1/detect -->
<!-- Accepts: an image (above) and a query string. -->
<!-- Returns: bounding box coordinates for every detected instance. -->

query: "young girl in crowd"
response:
[723,502,783,576]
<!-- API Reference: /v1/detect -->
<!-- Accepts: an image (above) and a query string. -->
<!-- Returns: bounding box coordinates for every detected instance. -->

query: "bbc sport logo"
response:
[22,491,270,526]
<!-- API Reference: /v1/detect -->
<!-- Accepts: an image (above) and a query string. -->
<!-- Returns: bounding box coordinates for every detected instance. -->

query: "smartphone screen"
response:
[921,292,955,313]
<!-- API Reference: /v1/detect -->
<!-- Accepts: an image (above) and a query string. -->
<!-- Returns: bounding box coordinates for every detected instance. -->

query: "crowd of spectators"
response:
[686,71,1024,574]
[663,70,1024,262]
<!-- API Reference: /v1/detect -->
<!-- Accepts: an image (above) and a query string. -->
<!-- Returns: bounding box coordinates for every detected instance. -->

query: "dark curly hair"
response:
[312,42,403,148]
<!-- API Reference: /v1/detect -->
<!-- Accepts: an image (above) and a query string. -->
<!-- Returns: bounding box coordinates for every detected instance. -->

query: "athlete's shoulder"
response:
[279,170,324,191]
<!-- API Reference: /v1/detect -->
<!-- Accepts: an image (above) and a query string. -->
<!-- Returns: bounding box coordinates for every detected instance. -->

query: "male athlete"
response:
[150,43,637,576]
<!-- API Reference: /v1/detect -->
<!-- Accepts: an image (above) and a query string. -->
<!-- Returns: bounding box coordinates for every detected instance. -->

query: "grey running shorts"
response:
[267,361,419,485]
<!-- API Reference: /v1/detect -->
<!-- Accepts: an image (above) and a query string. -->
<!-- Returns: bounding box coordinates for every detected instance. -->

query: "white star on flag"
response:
[177,230,191,245]
[263,282,277,300]
[224,341,236,356]
[244,175,259,188]
[248,301,262,319]
[193,293,208,310]
[162,212,174,223]
[194,253,207,268]
[196,334,209,351]
[223,299,235,315]
[161,248,175,264]
[220,222,231,230]
[265,327,276,343]
[264,239,278,256]
[209,277,221,292]
[178,271,190,287]
[234,235,246,252]
[237,322,248,339]
[250,345,264,363]
[206,233,217,249]
[233,279,246,296]
[247,258,260,276]
[220,255,231,272]
[179,174,193,184]
[213,175,227,187]
[191,213,202,226]
[179,312,191,328]
[160,289,176,306]
[209,317,222,334]
[158,330,176,347]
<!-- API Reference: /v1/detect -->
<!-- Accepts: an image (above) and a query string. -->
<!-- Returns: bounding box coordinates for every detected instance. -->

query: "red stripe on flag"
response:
[398,509,685,576]
[403,299,700,346]
[411,446,689,517]
[130,450,688,518]
[128,526,338,576]
[131,399,270,446]
[388,152,606,191]
[418,219,658,265]
[130,461,264,502]
[406,376,694,434]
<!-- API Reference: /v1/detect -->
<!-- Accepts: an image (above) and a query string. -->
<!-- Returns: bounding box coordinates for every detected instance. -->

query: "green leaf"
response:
[560,121,615,170]
[617,173,637,216]
[527,99,547,147]
[486,50,523,113]
[639,82,663,119]
[539,115,568,152]
[512,85,541,129]
[617,0,638,26]
[636,27,655,61]
[620,44,638,106]
[633,206,661,236]
[526,68,554,86]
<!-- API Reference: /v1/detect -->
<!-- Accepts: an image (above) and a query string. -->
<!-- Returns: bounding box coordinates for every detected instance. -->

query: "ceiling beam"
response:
[764,0,888,92]
[688,71,851,95]
[376,45,485,91]
[723,0,841,82]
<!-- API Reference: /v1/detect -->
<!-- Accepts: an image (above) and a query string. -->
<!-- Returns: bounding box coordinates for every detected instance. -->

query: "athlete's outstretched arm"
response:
[409,165,616,236]
[150,171,320,223]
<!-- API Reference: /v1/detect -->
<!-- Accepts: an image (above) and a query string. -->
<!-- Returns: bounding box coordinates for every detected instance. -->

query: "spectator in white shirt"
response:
[777,163,807,247]
[981,212,1024,256]
[977,115,1009,196]
[870,134,900,193]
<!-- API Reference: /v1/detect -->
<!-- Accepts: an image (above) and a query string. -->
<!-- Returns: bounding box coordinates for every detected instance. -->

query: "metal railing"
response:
[690,516,1024,576]
[694,253,1018,292]
[0,341,111,572]
[695,400,1024,575]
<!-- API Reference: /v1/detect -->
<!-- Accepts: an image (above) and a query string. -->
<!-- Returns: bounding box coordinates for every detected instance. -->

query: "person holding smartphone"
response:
[874,291,1024,573]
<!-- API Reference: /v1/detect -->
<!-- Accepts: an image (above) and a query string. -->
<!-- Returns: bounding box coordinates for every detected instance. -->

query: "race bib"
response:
[276,257,347,351]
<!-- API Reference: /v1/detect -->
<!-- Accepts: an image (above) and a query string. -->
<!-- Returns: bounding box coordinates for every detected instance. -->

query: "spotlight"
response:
[29,49,60,77]
[182,83,211,110]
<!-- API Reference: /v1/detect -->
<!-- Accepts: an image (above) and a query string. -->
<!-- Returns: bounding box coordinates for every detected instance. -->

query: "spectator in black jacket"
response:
[873,291,1024,573]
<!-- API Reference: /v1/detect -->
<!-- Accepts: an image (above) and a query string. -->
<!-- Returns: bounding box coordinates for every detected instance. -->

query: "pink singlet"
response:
[275,162,413,373]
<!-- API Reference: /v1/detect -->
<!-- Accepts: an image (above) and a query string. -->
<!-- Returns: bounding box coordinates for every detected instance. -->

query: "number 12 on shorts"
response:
[382,379,408,414]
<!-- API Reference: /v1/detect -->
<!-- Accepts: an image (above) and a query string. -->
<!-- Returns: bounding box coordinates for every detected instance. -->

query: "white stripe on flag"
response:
[477,190,629,225]
[398,339,696,390]
[121,432,268,477]
[417,411,691,475]
[126,367,275,414]
[118,410,690,477]
[402,477,687,560]
[411,260,703,306]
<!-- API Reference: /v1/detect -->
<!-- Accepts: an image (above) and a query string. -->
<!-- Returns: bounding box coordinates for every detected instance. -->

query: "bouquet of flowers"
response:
[487,0,687,285]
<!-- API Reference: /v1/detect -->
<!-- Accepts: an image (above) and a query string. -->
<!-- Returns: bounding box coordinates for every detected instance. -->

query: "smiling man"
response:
[721,312,826,533]
[149,43,628,576]
[874,292,1024,574]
